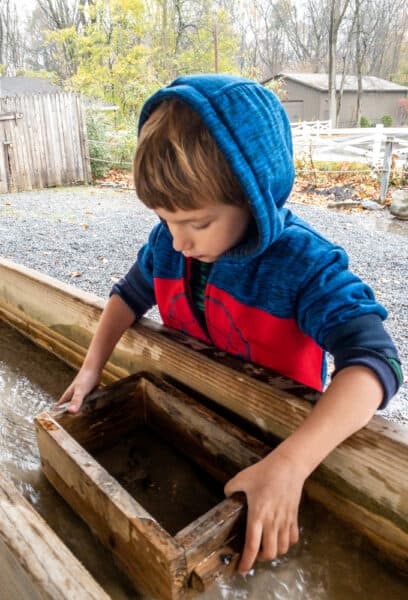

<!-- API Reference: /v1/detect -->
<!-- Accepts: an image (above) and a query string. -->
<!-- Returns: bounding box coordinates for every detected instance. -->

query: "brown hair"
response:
[134,99,247,211]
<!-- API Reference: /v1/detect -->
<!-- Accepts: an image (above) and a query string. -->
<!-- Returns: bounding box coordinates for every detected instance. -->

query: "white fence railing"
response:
[291,121,408,203]
[291,122,408,167]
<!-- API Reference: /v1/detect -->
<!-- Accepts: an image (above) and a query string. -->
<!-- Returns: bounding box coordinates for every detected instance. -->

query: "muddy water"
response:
[95,429,223,536]
[0,321,407,600]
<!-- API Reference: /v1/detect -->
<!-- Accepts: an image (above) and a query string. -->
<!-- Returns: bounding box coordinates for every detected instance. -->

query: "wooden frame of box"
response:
[35,372,272,599]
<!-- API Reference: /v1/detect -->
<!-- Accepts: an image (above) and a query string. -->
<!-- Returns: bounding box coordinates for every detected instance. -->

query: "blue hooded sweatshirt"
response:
[111,74,402,406]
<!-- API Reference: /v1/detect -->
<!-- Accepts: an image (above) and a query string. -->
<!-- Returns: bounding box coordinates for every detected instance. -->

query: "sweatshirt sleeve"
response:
[323,314,403,409]
[296,244,403,409]
[109,224,161,319]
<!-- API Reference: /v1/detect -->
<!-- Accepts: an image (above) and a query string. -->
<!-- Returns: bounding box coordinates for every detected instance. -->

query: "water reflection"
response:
[358,214,408,236]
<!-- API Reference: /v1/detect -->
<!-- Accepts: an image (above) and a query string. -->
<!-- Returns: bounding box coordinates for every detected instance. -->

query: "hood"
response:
[138,74,295,259]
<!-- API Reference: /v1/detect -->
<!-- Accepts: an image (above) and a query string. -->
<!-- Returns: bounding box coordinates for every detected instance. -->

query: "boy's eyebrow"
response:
[160,215,211,225]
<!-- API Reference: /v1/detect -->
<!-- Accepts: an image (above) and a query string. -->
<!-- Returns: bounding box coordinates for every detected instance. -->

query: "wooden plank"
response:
[56,93,69,183]
[0,111,23,121]
[38,93,55,188]
[19,95,37,190]
[306,478,408,572]
[27,95,43,189]
[2,97,22,191]
[61,93,76,183]
[15,96,32,191]
[77,94,92,183]
[35,93,49,188]
[1,99,17,192]
[18,96,32,190]
[48,93,64,186]
[35,412,188,600]
[27,94,41,189]
[56,376,147,451]
[190,544,240,592]
[68,93,83,183]
[0,471,110,600]
[15,95,33,191]
[0,257,407,572]
[142,376,270,482]
[0,129,10,193]
[42,94,57,186]
[0,98,8,192]
[175,496,245,573]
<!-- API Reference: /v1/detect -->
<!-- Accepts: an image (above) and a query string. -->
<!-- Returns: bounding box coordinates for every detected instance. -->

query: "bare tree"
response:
[328,0,350,126]
[35,0,88,30]
[361,0,407,78]
[25,0,93,79]
[0,0,25,75]
[353,0,365,126]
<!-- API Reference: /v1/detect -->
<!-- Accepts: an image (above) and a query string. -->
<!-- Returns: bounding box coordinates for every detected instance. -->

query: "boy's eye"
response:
[192,221,211,230]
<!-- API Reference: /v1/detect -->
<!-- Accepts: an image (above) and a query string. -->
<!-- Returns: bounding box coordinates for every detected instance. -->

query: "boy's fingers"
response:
[277,522,291,556]
[258,521,278,561]
[238,517,262,574]
[289,522,299,545]
[67,394,83,413]
[55,387,73,406]
[223,475,238,497]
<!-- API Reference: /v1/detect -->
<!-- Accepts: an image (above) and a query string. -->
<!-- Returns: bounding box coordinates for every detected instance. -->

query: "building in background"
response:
[271,73,408,127]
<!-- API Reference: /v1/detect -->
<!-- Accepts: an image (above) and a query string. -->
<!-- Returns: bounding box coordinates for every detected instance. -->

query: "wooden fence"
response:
[0,92,91,193]
[291,121,408,167]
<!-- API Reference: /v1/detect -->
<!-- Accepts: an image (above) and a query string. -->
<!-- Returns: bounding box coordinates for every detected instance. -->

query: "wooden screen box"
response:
[35,372,271,599]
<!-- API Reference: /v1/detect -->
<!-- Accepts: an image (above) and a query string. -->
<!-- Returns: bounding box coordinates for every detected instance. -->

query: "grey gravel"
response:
[1,186,407,423]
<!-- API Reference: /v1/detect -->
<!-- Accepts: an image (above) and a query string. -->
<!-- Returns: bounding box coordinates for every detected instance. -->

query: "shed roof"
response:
[0,76,118,111]
[0,76,63,97]
[275,73,408,93]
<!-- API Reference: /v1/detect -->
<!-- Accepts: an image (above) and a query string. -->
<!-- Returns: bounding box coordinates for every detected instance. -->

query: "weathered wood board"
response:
[1,257,407,573]
[0,471,110,600]
[0,92,90,193]
[35,372,272,598]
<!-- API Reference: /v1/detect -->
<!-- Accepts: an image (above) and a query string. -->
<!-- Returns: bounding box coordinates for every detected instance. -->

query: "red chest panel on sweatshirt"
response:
[154,277,324,390]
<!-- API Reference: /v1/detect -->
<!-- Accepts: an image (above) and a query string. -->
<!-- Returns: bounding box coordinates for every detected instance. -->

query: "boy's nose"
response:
[172,232,193,253]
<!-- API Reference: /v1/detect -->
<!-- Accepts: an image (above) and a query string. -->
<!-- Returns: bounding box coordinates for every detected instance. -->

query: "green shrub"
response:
[85,112,138,180]
[110,123,137,170]
[381,114,393,127]
[360,116,371,127]
[86,112,111,179]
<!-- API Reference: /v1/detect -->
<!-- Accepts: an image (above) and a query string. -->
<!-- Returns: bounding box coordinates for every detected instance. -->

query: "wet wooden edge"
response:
[190,544,241,593]
[0,470,111,600]
[35,411,188,600]
[1,257,407,573]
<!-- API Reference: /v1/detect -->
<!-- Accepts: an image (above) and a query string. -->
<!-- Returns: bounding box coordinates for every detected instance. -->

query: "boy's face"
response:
[155,203,251,263]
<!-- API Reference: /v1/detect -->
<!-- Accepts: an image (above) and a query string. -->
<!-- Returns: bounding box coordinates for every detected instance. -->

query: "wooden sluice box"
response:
[35,372,272,599]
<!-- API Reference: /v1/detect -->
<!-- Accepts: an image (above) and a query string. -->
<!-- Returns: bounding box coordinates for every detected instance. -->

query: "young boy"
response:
[58,74,402,575]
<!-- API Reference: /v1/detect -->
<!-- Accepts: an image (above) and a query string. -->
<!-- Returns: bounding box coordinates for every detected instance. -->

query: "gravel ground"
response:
[1,186,407,423]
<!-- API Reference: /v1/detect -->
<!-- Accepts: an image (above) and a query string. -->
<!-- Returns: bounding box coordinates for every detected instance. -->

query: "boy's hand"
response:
[224,449,305,574]
[56,367,102,414]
